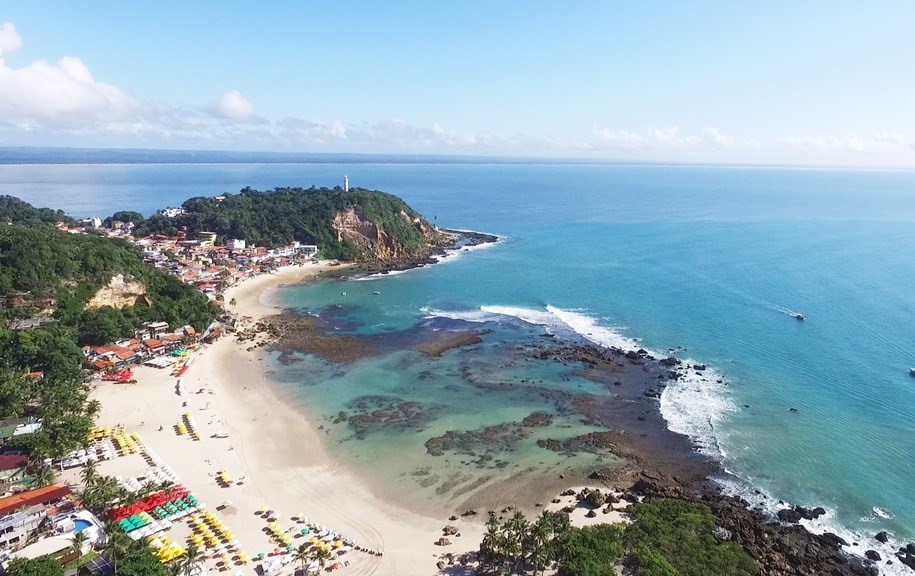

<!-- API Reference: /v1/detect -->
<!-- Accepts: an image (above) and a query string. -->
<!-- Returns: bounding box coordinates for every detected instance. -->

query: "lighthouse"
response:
[344,175,349,192]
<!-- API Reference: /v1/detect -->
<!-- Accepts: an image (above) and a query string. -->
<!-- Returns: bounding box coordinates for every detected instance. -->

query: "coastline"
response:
[84,262,487,575]
[84,253,894,576]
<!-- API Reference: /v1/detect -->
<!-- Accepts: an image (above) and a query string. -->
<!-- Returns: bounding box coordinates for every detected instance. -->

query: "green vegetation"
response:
[5,556,64,576]
[0,195,74,227]
[133,186,435,259]
[626,499,756,576]
[477,498,756,576]
[0,225,218,344]
[0,198,217,462]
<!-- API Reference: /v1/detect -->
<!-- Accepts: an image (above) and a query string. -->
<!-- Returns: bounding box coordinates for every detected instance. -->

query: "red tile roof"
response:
[0,454,29,471]
[0,483,72,515]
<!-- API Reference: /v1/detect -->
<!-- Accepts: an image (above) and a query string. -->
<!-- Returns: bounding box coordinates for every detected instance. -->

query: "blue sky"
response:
[1,1,914,166]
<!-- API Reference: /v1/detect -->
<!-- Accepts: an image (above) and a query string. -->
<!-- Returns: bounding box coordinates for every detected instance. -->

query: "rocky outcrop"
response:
[85,274,152,309]
[332,207,442,262]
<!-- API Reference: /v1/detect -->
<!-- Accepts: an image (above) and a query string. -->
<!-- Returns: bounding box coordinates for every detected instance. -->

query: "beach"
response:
[79,262,487,575]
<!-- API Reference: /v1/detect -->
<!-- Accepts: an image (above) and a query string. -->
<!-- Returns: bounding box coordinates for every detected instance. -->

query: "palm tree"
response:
[31,464,56,488]
[527,512,555,575]
[137,479,159,499]
[177,543,203,576]
[102,528,132,576]
[81,459,100,488]
[70,530,90,556]
[505,511,529,574]
[312,547,331,573]
[293,543,312,575]
[479,514,505,573]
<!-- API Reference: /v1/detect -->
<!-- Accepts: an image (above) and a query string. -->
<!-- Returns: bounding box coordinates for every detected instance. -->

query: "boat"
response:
[909,368,915,377]
[792,313,805,321]
[372,291,381,295]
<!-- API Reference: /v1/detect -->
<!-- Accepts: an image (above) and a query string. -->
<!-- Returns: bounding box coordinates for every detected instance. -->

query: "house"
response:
[226,238,246,251]
[0,453,29,486]
[0,418,42,447]
[136,321,170,340]
[0,504,47,550]
[0,484,73,517]
[141,339,166,355]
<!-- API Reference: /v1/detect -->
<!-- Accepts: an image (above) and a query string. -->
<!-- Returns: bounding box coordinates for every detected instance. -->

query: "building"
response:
[0,453,29,488]
[136,321,170,340]
[344,175,349,192]
[197,231,217,247]
[77,217,102,229]
[226,239,246,251]
[0,418,42,447]
[0,504,47,550]
[0,484,73,517]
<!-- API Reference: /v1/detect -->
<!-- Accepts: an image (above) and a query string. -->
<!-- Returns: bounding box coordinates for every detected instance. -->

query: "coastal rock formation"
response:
[332,207,403,261]
[631,477,878,576]
[85,273,152,309]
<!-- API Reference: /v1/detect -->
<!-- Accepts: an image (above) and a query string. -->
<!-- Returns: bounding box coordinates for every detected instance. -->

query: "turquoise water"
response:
[5,162,915,571]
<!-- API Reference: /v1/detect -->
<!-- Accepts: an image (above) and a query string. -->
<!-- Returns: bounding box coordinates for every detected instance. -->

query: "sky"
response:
[1,1,914,167]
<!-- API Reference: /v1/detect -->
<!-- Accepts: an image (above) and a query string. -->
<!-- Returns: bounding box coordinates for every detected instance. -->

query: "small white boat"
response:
[909,367,915,377]
[792,313,805,321]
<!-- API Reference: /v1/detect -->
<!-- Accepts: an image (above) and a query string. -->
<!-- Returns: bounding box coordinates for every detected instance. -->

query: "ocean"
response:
[4,161,914,572]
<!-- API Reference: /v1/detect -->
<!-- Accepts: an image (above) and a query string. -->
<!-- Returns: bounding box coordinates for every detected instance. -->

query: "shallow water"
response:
[6,162,915,571]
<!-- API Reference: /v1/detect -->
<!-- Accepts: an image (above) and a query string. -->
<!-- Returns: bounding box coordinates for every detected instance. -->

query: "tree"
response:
[31,464,56,488]
[102,528,133,576]
[311,548,331,572]
[6,556,64,576]
[70,530,90,556]
[117,546,169,576]
[80,460,99,488]
[293,543,312,574]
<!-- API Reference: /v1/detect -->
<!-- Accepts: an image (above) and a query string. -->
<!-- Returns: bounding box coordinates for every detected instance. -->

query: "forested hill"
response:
[0,195,75,227]
[134,186,447,261]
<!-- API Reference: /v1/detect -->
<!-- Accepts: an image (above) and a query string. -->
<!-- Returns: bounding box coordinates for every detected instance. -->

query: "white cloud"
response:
[209,90,256,122]
[0,22,145,126]
[0,22,21,56]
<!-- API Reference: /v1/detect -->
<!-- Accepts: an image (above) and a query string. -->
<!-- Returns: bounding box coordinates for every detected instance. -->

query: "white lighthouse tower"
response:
[344,175,349,192]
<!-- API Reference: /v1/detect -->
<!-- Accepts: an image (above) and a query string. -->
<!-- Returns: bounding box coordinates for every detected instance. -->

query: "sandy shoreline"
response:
[82,262,486,576]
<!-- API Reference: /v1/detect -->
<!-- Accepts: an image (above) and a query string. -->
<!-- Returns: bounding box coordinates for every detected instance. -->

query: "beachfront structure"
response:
[137,321,170,340]
[0,504,46,550]
[0,484,74,517]
[0,454,29,489]
[0,418,42,448]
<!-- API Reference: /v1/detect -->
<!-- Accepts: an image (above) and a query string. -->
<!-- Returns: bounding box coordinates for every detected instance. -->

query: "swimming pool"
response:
[73,519,92,532]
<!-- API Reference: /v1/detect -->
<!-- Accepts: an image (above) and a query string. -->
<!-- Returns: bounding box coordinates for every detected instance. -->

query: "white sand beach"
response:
[81,262,485,576]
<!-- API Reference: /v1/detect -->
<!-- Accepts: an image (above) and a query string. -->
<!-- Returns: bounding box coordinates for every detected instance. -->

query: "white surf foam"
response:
[659,364,734,458]
[545,305,642,351]
[419,306,498,323]
[479,305,559,327]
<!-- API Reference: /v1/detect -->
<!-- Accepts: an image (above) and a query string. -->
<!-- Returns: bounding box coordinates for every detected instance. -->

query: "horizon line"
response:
[1,145,914,173]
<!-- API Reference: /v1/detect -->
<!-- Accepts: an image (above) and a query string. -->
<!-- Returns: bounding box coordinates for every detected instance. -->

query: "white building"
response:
[344,175,349,192]
[226,239,246,251]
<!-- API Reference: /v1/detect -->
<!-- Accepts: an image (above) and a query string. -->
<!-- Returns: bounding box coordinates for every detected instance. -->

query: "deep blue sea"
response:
[4,162,914,572]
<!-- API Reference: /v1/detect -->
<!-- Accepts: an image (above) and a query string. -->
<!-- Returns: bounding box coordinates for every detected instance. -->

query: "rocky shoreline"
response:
[230,232,912,575]
[356,228,500,274]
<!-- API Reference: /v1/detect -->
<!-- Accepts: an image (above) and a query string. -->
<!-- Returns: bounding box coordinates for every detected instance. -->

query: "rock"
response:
[588,468,615,482]
[560,489,576,497]
[449,515,458,521]
[714,527,732,542]
[460,509,477,516]
[551,498,561,504]
[443,525,458,535]
[435,537,451,546]
[789,407,798,413]
[906,543,915,554]
[693,364,707,371]
[659,356,680,366]
[876,531,890,543]
[436,561,446,570]
[865,550,881,562]
[819,532,849,548]
[778,508,804,523]
[896,552,915,571]
[585,510,597,518]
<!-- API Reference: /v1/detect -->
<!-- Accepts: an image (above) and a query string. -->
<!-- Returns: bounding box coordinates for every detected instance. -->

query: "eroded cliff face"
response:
[331,207,441,261]
[85,273,152,309]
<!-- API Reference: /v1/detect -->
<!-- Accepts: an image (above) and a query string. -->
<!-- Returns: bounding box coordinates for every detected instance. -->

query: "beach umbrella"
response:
[257,553,265,559]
